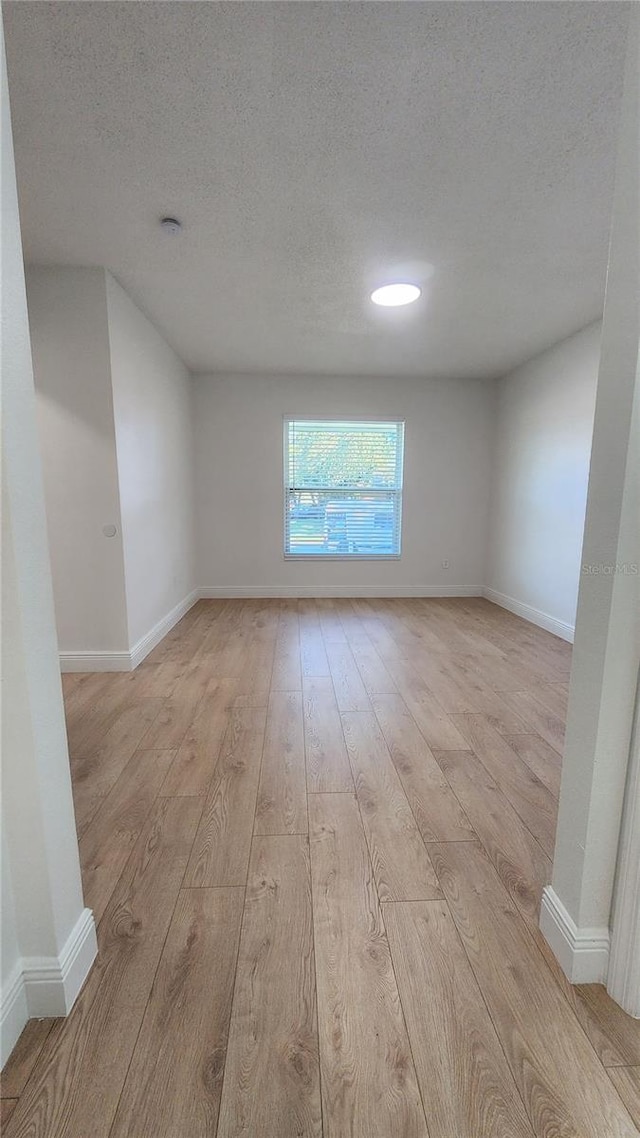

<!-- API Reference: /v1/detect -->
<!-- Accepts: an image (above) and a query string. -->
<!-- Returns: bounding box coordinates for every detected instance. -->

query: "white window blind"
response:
[284,419,405,558]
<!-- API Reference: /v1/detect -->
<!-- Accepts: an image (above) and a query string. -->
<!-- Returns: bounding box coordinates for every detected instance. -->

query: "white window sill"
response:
[283,554,401,561]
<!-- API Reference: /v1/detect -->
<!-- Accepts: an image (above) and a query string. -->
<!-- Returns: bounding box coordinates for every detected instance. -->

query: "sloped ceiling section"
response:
[3,1,629,378]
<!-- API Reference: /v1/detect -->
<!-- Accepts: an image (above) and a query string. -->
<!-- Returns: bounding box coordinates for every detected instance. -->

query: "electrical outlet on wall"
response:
[442,559,450,569]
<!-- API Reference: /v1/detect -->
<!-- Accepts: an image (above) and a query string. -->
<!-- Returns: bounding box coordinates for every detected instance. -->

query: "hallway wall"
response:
[486,321,601,640]
[107,273,196,652]
[1,23,95,1064]
[26,266,130,655]
[26,267,196,667]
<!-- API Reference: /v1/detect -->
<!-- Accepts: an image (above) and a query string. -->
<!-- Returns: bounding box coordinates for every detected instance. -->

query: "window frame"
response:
[282,415,405,561]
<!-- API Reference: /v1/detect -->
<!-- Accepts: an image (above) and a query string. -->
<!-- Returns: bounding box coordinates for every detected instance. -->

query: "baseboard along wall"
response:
[482,587,575,643]
[59,589,200,672]
[198,584,482,600]
[1,908,97,1066]
[539,887,610,985]
[58,583,575,672]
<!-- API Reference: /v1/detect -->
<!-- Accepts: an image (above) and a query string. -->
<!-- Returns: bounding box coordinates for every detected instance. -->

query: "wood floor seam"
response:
[431,855,544,1137]
[378,899,432,1134]
[305,703,326,1138]
[106,791,208,1135]
[213,654,273,1135]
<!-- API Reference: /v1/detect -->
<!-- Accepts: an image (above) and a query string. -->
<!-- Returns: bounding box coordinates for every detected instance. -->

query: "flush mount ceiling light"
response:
[370,282,421,307]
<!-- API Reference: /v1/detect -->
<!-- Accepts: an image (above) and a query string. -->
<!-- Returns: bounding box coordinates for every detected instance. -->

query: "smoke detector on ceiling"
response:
[160,216,182,235]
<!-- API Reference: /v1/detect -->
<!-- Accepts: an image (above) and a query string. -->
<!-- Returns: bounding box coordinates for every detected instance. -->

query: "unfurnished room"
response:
[1,3,639,1136]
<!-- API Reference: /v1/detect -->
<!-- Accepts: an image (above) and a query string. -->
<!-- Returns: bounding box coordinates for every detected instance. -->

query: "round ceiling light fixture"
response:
[160,216,182,235]
[370,282,421,307]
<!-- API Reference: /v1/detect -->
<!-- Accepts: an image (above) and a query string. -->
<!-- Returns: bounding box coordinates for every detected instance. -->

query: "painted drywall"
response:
[486,322,601,637]
[106,274,195,650]
[1,816,24,1065]
[544,8,640,996]
[26,267,196,663]
[26,266,130,654]
[2,21,94,1064]
[194,373,494,594]
[1,827,20,994]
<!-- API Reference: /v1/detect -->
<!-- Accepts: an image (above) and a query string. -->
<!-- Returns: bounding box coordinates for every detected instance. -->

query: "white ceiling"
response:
[3,1,629,379]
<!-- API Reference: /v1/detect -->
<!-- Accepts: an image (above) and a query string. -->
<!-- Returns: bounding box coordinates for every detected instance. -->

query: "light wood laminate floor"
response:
[2,598,640,1137]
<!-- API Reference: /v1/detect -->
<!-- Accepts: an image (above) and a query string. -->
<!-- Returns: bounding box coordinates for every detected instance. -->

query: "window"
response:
[284,419,405,558]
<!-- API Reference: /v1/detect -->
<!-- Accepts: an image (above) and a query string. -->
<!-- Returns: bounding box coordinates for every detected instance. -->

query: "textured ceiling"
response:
[3,1,629,378]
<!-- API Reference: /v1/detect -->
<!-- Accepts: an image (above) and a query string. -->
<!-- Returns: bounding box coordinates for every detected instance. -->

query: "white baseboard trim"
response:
[1,909,97,1065]
[483,587,575,643]
[21,907,98,1018]
[1,962,28,1068]
[198,585,482,599]
[129,589,200,668]
[540,887,610,984]
[59,590,199,673]
[59,650,132,673]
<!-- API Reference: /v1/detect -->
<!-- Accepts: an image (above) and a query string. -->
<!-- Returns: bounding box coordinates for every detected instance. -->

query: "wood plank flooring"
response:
[2,598,639,1138]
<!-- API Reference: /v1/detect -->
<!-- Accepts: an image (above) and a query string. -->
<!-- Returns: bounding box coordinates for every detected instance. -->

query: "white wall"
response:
[194,373,494,595]
[107,274,195,649]
[486,322,601,638]
[26,267,196,663]
[26,266,130,654]
[541,8,640,998]
[1,22,95,1066]
[608,669,640,1015]
[1,823,24,1063]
